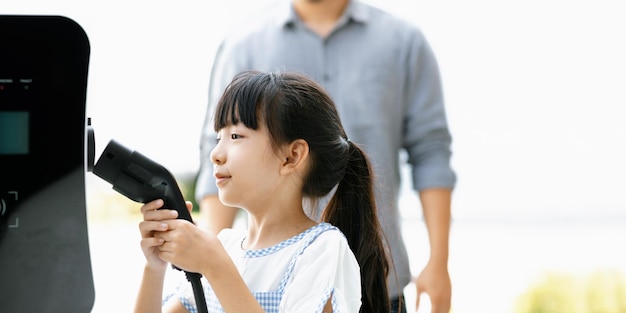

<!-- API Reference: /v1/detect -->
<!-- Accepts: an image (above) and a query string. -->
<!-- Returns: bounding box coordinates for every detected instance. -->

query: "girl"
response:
[135,71,390,313]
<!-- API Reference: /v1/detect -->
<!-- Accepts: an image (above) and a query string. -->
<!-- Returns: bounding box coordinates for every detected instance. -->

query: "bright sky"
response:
[4,0,626,221]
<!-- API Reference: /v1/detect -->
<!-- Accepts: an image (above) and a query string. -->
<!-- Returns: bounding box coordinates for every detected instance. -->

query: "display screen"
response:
[0,111,29,154]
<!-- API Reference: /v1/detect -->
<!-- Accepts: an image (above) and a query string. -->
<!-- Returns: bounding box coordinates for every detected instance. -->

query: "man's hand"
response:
[414,261,451,313]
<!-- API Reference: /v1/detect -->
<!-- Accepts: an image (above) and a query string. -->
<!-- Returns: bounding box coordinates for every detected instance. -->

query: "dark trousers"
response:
[390,295,407,313]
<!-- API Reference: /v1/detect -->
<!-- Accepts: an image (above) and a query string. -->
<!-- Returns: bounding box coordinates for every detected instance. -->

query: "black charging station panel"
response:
[0,15,95,312]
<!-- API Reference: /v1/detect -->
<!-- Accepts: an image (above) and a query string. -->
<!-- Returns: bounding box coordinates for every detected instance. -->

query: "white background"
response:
[4,1,626,312]
[5,0,626,220]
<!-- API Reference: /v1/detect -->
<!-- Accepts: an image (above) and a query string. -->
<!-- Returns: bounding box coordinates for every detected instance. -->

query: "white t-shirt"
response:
[173,223,362,313]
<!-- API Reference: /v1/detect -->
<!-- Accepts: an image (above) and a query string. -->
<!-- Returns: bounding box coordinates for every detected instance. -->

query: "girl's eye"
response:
[231,133,242,140]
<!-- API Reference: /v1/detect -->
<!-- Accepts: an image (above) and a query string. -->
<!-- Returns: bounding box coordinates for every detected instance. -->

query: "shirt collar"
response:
[278,0,371,29]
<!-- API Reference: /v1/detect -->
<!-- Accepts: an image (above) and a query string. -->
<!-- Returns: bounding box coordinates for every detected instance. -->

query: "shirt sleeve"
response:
[279,230,361,313]
[402,27,457,191]
[162,278,198,313]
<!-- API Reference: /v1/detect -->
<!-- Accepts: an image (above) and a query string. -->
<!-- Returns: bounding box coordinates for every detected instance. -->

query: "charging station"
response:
[0,15,95,312]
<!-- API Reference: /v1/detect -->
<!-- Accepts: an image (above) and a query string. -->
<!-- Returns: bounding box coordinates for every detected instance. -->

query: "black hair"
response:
[213,70,390,313]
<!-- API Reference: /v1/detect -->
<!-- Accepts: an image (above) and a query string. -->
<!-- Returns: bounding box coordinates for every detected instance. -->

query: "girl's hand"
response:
[138,199,179,271]
[139,199,224,276]
[157,215,223,275]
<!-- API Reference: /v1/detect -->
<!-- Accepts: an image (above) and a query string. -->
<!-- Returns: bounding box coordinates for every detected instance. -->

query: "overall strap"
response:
[276,223,336,293]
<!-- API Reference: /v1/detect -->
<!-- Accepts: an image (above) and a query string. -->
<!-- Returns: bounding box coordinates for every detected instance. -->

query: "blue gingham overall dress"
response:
[180,222,340,313]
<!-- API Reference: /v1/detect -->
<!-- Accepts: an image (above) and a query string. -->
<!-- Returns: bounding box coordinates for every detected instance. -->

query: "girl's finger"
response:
[138,220,169,237]
[140,236,165,249]
[142,207,178,222]
[140,199,164,214]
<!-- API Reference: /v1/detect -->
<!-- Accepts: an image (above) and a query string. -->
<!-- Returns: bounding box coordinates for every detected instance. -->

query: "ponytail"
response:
[323,141,391,313]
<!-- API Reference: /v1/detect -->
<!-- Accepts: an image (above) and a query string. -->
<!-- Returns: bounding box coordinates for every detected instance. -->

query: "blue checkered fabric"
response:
[176,223,336,312]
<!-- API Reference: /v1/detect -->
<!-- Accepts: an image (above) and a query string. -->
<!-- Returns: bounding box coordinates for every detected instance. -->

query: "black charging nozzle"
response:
[92,139,193,222]
[91,139,208,313]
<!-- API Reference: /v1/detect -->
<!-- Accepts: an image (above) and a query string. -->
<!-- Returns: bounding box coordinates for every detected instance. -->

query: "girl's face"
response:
[210,122,285,210]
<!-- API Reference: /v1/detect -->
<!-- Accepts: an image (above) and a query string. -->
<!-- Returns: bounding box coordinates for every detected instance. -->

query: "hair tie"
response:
[341,136,350,146]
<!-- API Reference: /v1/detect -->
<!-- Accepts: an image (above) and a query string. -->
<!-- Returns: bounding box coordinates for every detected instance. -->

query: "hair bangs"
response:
[213,73,267,131]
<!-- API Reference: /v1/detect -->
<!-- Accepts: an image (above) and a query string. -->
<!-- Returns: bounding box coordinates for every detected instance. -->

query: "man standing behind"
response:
[195,0,457,312]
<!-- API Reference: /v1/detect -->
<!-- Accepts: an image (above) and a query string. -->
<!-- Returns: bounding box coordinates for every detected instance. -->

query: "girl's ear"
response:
[281,139,309,174]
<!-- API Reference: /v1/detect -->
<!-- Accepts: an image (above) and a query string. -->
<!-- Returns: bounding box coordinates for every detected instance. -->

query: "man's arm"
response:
[415,188,452,313]
[401,23,455,313]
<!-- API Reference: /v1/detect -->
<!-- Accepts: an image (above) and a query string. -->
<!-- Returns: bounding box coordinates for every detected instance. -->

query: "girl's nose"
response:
[210,143,224,165]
